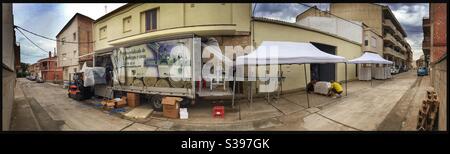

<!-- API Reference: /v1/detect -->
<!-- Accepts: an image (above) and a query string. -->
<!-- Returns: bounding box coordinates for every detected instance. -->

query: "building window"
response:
[74,50,77,57]
[62,53,67,60]
[364,36,368,46]
[99,26,107,40]
[144,9,157,31]
[62,38,65,45]
[123,16,132,33]
[74,68,77,73]
[370,37,377,48]
[73,32,76,41]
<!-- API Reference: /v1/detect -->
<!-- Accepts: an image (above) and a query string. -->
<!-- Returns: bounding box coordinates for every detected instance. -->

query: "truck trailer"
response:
[93,34,245,111]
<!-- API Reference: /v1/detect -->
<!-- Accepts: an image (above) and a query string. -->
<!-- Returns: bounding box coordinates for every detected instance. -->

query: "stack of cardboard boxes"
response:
[127,92,140,108]
[101,96,128,109]
[162,97,182,119]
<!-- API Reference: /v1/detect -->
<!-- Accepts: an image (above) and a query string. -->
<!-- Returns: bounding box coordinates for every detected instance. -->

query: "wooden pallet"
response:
[417,90,439,131]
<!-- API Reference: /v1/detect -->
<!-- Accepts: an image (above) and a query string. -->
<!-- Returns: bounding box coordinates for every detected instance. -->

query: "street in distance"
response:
[181,138,270,151]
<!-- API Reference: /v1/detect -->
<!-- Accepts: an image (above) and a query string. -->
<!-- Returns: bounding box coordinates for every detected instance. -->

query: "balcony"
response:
[384,47,406,60]
[422,39,430,50]
[423,18,430,27]
[399,44,406,53]
[383,19,396,32]
[383,32,397,45]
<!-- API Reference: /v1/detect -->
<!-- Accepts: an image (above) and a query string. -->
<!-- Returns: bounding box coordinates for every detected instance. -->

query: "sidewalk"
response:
[9,81,41,131]
[141,71,418,131]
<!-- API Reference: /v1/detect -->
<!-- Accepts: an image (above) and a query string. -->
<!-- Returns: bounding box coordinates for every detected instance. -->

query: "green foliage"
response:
[16,71,30,78]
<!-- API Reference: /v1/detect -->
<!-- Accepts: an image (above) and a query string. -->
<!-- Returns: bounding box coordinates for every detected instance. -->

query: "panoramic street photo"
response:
[2,3,447,131]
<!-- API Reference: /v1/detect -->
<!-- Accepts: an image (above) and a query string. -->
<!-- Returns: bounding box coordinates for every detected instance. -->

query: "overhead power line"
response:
[16,28,51,54]
[14,25,95,44]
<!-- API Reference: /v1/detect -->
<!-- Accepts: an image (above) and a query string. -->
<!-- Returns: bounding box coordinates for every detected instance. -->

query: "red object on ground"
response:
[213,106,225,118]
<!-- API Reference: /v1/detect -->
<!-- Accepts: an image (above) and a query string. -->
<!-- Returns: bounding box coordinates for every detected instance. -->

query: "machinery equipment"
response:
[68,72,93,100]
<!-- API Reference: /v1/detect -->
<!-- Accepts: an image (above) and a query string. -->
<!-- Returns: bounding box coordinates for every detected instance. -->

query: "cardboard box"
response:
[127,93,140,107]
[162,97,183,119]
[116,96,127,108]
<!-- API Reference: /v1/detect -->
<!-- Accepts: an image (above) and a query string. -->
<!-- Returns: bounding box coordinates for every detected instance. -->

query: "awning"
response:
[348,52,393,64]
[236,41,347,65]
[232,41,349,110]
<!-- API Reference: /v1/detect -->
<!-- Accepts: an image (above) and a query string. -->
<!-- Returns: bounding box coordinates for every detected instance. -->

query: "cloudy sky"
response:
[13,3,429,64]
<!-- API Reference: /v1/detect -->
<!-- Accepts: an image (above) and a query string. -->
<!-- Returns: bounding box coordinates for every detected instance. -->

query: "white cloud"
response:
[13,3,126,63]
[392,4,429,27]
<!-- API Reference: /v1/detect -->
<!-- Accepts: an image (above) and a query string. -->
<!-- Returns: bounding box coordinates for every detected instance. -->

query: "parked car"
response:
[390,67,399,74]
[417,67,428,76]
[29,76,37,81]
[36,77,44,83]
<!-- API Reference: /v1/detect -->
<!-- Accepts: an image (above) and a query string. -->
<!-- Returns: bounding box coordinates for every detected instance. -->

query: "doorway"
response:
[310,42,337,82]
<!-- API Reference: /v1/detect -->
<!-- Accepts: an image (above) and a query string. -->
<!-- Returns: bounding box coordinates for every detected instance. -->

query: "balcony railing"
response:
[394,30,403,40]
[384,33,396,45]
[383,19,396,32]
[423,18,431,27]
[422,40,430,49]
[384,47,406,60]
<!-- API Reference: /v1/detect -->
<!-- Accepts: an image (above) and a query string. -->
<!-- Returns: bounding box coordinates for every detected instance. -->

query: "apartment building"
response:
[422,17,431,68]
[38,52,63,82]
[92,3,363,97]
[328,3,413,72]
[56,13,94,81]
[416,55,425,68]
[295,6,384,54]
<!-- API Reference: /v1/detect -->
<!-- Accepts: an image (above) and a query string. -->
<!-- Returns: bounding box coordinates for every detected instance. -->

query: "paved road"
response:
[266,71,418,131]
[11,71,419,131]
[14,78,155,131]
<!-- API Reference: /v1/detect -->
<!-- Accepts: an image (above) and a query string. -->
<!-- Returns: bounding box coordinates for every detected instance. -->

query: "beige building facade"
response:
[56,13,94,81]
[295,6,383,55]
[91,3,364,97]
[329,3,413,71]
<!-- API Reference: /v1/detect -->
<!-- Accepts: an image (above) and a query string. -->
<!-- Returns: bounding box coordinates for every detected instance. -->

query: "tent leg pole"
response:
[250,81,253,109]
[345,63,348,96]
[371,64,373,87]
[304,64,310,108]
[232,73,236,109]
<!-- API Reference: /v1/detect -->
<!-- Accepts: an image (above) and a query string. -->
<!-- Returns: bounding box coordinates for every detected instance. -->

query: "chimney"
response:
[49,51,51,58]
[54,48,56,58]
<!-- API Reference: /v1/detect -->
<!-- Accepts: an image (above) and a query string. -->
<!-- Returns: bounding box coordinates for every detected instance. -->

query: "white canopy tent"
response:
[232,41,348,108]
[348,52,393,64]
[348,51,393,86]
[236,41,347,65]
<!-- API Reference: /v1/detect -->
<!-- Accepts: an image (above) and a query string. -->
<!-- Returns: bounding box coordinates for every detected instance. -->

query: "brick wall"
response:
[430,3,447,131]
[77,16,94,63]
[430,3,447,63]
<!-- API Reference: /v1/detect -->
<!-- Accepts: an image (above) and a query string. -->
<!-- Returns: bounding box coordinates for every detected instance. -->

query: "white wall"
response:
[296,16,363,44]
[57,19,79,68]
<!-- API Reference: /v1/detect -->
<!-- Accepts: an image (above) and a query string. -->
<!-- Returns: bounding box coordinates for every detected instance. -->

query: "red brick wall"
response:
[77,16,94,63]
[430,3,447,131]
[39,56,63,81]
[430,3,447,63]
